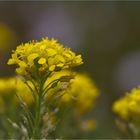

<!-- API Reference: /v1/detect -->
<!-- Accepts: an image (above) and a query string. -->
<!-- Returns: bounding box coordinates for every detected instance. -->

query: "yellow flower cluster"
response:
[0,78,16,113]
[0,77,33,108]
[0,77,16,94]
[7,37,83,77]
[46,70,99,114]
[113,87,140,121]
[63,73,99,114]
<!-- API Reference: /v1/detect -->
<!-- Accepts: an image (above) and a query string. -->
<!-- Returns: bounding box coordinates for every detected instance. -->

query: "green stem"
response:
[31,82,43,139]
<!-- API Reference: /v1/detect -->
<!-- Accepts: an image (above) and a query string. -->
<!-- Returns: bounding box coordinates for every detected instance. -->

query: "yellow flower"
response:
[113,97,130,120]
[16,78,34,105]
[38,58,46,65]
[45,70,99,115]
[63,73,99,114]
[0,78,16,95]
[7,37,83,78]
[0,77,33,106]
[112,86,140,121]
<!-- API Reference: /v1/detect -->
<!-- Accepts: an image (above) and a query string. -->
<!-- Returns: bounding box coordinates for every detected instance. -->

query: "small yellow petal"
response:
[38,58,46,65]
[47,48,57,56]
[19,61,27,68]
[16,68,26,75]
[27,53,39,63]
[55,55,65,62]
[64,53,71,58]
[57,63,64,67]
[49,65,55,71]
[7,59,15,65]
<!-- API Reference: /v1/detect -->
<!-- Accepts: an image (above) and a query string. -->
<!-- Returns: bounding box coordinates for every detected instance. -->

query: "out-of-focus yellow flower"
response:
[0,77,33,106]
[16,78,34,105]
[63,73,99,114]
[45,70,99,114]
[113,86,140,121]
[7,37,83,78]
[0,77,16,94]
[0,23,17,51]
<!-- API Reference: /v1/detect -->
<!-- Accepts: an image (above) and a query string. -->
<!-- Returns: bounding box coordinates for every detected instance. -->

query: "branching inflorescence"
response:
[7,37,83,139]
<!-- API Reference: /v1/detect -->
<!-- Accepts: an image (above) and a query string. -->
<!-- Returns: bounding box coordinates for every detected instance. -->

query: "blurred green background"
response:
[0,1,140,138]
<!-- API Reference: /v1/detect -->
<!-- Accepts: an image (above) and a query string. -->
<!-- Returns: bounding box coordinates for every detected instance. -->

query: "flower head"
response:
[0,77,16,94]
[113,86,140,121]
[0,77,33,106]
[62,73,99,114]
[7,37,83,79]
[45,70,99,114]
